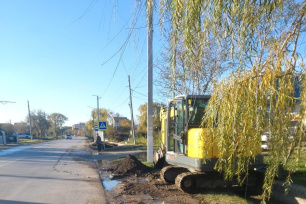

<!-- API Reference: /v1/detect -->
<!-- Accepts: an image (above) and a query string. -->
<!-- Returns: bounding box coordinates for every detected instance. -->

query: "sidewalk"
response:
[88,140,146,156]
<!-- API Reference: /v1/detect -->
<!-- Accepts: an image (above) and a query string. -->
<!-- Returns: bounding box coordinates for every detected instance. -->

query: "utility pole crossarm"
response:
[0,101,16,105]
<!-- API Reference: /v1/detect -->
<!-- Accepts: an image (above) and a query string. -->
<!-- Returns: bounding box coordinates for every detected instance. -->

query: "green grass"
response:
[19,137,58,144]
[291,150,306,186]
[113,157,125,163]
[134,134,162,150]
[137,157,154,168]
[198,192,253,204]
[107,134,162,151]
[296,150,306,171]
[291,171,306,186]
[263,150,306,187]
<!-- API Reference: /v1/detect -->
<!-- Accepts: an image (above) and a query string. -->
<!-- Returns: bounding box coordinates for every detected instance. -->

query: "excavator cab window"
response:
[168,99,186,154]
[187,98,209,128]
[175,100,185,153]
[168,102,175,151]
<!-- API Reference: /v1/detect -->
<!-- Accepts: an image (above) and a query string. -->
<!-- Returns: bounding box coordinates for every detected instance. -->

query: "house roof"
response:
[113,117,127,122]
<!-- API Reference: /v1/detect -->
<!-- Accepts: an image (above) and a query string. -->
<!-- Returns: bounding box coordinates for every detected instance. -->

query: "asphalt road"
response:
[0,137,106,204]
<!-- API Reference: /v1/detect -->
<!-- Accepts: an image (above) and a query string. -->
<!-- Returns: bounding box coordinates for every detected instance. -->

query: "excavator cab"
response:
[162,95,218,171]
[166,95,210,155]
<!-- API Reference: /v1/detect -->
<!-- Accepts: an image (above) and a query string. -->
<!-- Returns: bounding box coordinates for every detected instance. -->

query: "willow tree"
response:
[146,0,306,202]
[155,35,229,97]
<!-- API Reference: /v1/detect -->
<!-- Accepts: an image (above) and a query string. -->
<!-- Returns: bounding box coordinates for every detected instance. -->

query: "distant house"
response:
[112,117,127,131]
[72,122,85,130]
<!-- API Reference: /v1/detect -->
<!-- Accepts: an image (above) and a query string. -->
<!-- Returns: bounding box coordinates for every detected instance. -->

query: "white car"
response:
[261,132,271,150]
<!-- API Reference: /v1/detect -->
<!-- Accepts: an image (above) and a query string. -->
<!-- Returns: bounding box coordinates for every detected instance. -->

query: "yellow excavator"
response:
[153,95,264,192]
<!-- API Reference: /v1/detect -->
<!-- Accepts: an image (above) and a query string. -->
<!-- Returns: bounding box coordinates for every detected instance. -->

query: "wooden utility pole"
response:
[27,100,32,140]
[93,95,101,143]
[128,75,136,144]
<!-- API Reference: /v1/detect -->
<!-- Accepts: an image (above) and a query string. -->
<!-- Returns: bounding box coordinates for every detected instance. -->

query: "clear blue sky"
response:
[1,1,304,127]
[0,0,165,126]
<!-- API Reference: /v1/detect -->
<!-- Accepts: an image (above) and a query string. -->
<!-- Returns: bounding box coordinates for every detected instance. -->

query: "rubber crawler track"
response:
[160,166,189,183]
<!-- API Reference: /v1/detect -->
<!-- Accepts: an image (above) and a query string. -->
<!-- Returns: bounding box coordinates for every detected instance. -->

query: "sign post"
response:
[94,125,98,142]
[99,121,107,150]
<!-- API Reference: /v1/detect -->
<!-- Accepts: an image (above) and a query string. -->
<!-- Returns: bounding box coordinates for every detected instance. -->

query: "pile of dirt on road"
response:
[111,154,152,175]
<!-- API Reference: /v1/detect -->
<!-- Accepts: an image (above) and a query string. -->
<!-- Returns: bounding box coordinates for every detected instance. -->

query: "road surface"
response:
[0,137,106,204]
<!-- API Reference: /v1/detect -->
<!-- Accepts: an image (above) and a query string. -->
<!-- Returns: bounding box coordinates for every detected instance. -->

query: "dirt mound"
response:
[112,154,151,175]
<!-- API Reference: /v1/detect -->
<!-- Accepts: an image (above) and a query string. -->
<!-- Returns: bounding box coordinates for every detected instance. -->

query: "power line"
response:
[101,13,134,53]
[100,1,145,99]
[108,86,128,105]
[101,1,144,67]
[126,20,170,30]
[112,96,129,110]
[133,42,166,91]
[132,95,146,101]
[69,0,98,25]
[132,89,146,97]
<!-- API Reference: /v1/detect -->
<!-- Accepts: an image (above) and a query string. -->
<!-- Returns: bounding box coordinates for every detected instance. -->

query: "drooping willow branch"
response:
[146,0,305,202]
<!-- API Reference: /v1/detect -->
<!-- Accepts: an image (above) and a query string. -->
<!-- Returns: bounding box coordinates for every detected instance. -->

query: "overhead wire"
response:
[100,1,144,66]
[132,89,146,97]
[100,1,145,99]
[98,1,168,115]
[113,1,129,75]
[98,1,109,29]
[132,95,147,101]
[132,41,166,91]
[112,96,129,110]
[109,86,128,105]
[69,0,98,25]
[131,32,147,80]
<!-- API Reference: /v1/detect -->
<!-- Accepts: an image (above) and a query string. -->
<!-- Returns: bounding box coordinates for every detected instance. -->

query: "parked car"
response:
[19,134,31,139]
[261,132,270,150]
[65,134,72,139]
[7,136,17,142]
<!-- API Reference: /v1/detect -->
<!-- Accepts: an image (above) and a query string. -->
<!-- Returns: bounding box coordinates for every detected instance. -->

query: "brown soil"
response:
[109,155,151,175]
[91,142,305,204]
[100,155,204,204]
[98,154,271,204]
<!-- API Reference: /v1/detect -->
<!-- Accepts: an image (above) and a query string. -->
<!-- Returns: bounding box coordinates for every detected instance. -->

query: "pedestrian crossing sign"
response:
[99,121,107,130]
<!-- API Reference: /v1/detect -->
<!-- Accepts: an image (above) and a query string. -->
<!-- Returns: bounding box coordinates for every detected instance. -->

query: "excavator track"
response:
[175,171,228,193]
[242,170,265,188]
[160,166,189,183]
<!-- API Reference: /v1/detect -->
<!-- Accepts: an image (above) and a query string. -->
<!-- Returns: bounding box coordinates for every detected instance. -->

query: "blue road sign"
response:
[94,125,98,131]
[99,121,107,130]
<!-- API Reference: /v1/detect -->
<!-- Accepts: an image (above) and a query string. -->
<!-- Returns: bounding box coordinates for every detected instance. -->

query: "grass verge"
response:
[291,150,306,186]
[263,150,306,187]
[19,137,58,144]
[197,191,253,204]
